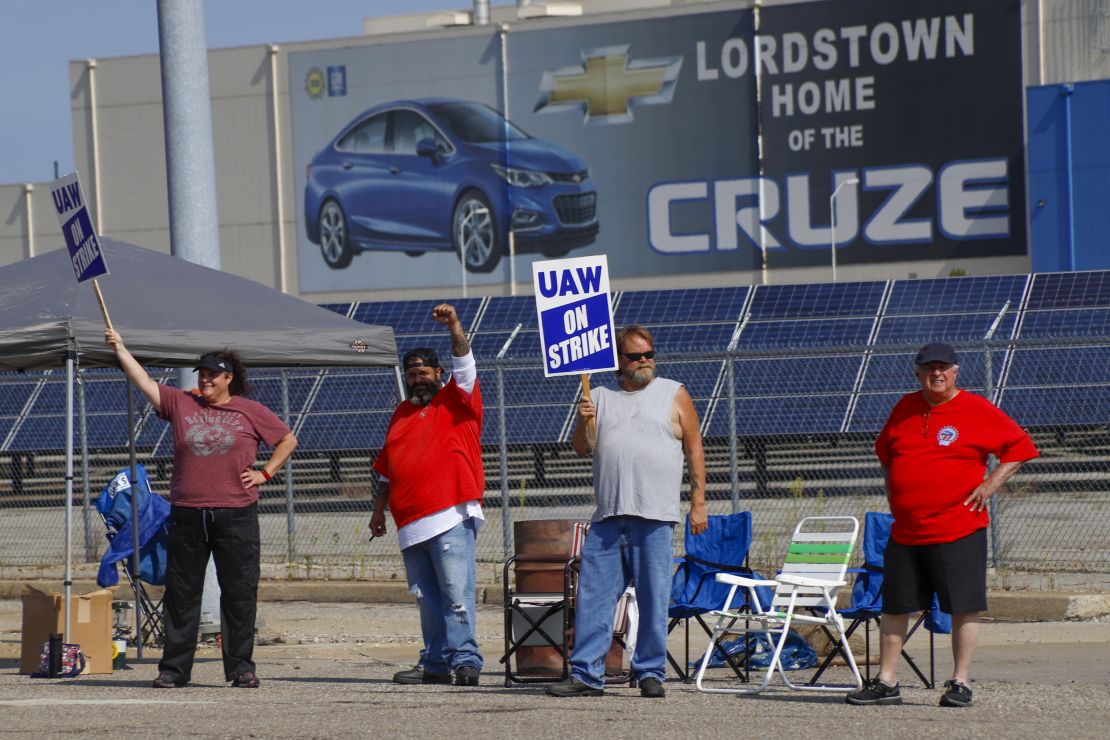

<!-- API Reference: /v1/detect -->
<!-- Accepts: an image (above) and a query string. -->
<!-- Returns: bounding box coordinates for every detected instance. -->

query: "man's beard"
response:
[620,365,655,385]
[408,381,441,406]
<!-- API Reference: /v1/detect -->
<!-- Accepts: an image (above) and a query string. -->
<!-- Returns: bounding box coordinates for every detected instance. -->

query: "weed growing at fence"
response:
[349,524,369,580]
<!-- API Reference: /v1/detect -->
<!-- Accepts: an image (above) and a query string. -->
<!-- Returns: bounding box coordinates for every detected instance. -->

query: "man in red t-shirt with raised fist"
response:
[847,342,1038,709]
[370,304,485,688]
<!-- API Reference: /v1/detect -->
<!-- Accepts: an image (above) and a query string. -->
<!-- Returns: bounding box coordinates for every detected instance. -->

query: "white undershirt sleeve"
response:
[451,350,477,395]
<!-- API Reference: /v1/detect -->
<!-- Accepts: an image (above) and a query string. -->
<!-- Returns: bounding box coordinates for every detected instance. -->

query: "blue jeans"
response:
[569,516,675,688]
[401,517,483,675]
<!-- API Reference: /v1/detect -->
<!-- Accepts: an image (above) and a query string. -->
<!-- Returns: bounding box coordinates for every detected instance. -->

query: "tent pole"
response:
[282,370,295,562]
[79,369,94,562]
[393,365,405,404]
[64,350,76,642]
[128,380,143,660]
[496,361,510,561]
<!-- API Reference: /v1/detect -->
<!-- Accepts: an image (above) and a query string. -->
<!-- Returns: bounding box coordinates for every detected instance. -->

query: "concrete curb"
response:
[2,579,1107,620]
[0,579,499,606]
[983,591,1110,621]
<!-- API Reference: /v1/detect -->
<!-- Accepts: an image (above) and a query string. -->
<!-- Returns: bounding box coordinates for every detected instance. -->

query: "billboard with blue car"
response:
[288,0,1022,293]
[304,98,597,274]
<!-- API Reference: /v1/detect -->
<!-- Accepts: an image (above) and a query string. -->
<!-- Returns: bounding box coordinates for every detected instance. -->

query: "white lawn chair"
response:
[694,516,863,695]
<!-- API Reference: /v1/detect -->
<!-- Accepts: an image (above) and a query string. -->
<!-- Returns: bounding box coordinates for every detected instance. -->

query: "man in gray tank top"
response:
[547,325,707,699]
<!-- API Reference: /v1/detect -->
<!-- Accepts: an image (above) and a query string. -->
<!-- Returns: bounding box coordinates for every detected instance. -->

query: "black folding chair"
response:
[101,519,166,647]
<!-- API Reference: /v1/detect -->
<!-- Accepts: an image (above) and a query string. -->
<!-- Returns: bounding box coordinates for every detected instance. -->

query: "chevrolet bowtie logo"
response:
[534,45,682,125]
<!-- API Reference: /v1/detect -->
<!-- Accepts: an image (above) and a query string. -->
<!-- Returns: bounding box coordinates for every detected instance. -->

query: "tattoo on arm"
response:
[450,323,470,357]
[687,460,705,498]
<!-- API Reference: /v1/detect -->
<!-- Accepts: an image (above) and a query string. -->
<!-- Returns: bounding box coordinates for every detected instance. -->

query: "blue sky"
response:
[0,0,458,185]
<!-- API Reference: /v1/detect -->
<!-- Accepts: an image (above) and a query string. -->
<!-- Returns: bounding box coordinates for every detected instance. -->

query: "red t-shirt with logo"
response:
[372,377,484,529]
[875,390,1039,546]
[158,386,292,508]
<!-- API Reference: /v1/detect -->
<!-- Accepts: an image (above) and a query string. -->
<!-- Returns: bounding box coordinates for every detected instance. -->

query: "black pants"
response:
[159,503,261,683]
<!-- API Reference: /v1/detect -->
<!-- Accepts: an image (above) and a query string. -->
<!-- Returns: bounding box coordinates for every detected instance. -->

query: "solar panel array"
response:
[1002,272,1110,427]
[3,270,1110,455]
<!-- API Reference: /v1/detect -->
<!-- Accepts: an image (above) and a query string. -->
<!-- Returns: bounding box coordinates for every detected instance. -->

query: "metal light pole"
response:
[158,0,223,650]
[461,240,469,299]
[829,177,860,282]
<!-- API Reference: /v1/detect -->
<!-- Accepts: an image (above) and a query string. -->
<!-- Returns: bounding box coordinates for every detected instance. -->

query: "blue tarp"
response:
[95,465,170,587]
[698,630,818,671]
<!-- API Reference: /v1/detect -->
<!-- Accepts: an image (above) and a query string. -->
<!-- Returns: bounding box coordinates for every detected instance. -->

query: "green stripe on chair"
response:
[789,543,853,554]
[784,554,850,564]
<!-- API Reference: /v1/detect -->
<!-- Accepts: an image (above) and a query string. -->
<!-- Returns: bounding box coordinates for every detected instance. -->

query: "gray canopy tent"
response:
[0,238,397,369]
[0,238,398,651]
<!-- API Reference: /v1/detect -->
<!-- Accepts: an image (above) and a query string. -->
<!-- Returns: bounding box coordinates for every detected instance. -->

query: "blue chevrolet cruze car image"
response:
[304,98,599,272]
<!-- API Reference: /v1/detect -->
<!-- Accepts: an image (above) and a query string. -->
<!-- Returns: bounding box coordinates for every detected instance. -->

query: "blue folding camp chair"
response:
[809,511,951,688]
[95,464,170,646]
[667,511,771,683]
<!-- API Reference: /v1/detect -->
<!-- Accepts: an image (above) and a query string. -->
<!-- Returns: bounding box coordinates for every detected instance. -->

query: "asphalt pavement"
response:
[1,599,1109,738]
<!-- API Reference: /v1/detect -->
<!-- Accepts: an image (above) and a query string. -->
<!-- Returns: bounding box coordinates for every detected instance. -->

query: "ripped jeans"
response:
[401,517,483,675]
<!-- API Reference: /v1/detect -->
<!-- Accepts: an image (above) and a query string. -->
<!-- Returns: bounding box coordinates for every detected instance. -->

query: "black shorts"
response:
[881,528,988,615]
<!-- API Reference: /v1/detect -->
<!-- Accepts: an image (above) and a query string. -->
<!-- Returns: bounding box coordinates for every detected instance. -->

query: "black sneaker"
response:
[939,679,973,707]
[151,672,187,689]
[392,665,451,685]
[454,665,480,686]
[231,671,260,688]
[845,677,902,706]
[639,677,665,698]
[545,677,604,697]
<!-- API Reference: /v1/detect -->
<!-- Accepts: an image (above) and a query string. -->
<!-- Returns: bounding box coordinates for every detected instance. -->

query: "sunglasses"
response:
[621,351,655,361]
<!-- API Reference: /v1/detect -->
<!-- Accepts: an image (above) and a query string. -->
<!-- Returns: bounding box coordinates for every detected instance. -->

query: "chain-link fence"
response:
[1,336,1108,587]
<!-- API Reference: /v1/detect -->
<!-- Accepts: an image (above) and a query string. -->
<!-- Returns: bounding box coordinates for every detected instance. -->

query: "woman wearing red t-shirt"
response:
[105,328,297,690]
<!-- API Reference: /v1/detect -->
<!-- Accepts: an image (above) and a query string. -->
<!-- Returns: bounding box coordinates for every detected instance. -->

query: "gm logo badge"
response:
[534,46,682,125]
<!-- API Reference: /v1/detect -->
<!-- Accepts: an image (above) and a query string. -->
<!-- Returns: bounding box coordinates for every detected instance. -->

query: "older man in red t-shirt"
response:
[369,304,485,688]
[847,342,1038,709]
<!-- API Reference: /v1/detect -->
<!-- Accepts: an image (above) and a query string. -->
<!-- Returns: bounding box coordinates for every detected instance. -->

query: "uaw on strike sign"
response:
[50,172,109,283]
[532,255,617,377]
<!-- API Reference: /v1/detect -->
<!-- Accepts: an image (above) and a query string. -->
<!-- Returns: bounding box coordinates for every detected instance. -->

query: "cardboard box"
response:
[20,585,114,674]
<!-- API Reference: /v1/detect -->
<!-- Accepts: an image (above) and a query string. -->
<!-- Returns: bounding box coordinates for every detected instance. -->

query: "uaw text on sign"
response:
[50,172,109,283]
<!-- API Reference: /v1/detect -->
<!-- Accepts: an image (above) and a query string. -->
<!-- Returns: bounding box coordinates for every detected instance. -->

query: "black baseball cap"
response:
[403,348,441,370]
[194,352,232,374]
[914,342,958,366]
